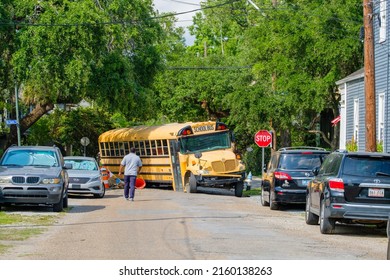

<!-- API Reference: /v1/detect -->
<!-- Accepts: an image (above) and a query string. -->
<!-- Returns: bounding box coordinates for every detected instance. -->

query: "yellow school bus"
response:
[98,121,246,196]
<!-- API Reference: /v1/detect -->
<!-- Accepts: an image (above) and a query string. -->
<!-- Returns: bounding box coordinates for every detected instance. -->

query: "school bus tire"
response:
[235,181,244,197]
[189,173,198,193]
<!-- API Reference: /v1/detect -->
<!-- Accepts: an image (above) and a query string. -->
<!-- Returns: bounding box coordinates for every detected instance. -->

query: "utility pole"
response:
[363,0,376,152]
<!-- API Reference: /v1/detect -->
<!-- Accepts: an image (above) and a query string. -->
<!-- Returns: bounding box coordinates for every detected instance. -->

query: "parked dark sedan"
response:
[261,147,329,210]
[306,150,390,234]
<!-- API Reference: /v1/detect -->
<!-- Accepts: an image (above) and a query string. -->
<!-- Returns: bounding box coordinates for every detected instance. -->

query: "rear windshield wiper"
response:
[375,172,390,177]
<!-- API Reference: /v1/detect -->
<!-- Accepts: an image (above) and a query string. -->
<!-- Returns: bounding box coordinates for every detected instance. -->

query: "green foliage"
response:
[26,106,115,157]
[1,0,166,146]
[346,138,358,152]
[377,141,383,153]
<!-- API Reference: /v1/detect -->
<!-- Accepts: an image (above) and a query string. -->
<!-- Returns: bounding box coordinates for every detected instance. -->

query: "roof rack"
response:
[278,146,327,151]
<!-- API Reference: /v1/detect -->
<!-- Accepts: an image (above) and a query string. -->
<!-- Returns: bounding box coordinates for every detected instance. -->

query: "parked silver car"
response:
[64,156,105,198]
[0,145,70,212]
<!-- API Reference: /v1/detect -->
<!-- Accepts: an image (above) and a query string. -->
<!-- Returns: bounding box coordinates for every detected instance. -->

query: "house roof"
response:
[335,68,364,85]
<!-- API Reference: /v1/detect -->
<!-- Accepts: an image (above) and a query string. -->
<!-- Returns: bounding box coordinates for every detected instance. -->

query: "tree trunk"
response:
[7,102,54,146]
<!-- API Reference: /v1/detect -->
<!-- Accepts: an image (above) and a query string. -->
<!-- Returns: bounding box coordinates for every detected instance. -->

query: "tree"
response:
[3,0,164,147]
[26,106,115,157]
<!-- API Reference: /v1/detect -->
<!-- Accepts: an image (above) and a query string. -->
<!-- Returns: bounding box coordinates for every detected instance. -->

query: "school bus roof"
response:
[98,122,221,142]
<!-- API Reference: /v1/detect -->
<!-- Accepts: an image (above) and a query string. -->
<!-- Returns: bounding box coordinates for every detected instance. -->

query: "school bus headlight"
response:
[236,154,241,160]
[197,170,209,175]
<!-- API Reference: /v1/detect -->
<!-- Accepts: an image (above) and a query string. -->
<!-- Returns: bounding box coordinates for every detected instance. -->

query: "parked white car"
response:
[64,156,105,198]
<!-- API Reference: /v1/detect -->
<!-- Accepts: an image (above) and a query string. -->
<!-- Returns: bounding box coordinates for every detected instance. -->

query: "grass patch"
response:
[0,228,46,241]
[0,212,60,255]
[0,244,11,254]
[243,188,261,197]
[0,212,58,226]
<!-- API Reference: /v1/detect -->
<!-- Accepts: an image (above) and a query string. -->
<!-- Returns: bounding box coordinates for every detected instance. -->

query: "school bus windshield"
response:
[180,131,231,154]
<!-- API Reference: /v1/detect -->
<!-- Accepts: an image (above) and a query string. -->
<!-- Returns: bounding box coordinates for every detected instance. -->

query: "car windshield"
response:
[0,149,58,167]
[279,154,326,170]
[65,159,98,171]
[343,156,390,176]
[180,131,231,154]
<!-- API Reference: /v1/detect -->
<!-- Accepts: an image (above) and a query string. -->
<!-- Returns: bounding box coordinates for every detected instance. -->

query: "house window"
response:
[379,0,387,43]
[353,99,359,143]
[378,93,385,143]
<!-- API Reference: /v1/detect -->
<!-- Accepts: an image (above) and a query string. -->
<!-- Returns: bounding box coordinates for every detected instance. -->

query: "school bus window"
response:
[162,139,168,155]
[131,141,138,155]
[139,141,146,156]
[180,131,230,154]
[99,143,104,157]
[124,142,129,154]
[151,140,157,155]
[108,142,114,156]
[145,140,151,156]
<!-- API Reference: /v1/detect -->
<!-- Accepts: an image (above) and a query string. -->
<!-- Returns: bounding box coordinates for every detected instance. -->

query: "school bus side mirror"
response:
[195,152,202,159]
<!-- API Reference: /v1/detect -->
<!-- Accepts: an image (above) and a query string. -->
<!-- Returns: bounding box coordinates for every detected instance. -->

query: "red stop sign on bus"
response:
[254,130,272,147]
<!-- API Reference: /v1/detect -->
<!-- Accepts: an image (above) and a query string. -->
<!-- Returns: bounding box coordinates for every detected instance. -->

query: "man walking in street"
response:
[118,147,142,201]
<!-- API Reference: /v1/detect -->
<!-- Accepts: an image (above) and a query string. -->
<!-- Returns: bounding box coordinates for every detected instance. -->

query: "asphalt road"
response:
[0,182,388,260]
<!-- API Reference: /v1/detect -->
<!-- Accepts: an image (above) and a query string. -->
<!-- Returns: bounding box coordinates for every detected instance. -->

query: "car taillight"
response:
[329,178,344,192]
[274,171,292,180]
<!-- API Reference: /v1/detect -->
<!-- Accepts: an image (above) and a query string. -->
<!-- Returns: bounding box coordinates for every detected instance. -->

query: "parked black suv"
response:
[306,150,390,234]
[0,146,71,212]
[261,147,329,210]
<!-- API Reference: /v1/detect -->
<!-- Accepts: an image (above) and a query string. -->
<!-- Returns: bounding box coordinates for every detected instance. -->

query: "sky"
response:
[153,0,202,45]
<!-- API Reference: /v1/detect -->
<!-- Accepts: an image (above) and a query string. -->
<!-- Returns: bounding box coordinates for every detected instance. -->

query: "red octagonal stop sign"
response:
[254,130,272,147]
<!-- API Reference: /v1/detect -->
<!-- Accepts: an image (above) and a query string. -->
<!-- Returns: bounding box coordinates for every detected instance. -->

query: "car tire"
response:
[235,182,244,197]
[53,195,64,212]
[320,199,335,234]
[260,186,269,206]
[269,191,279,210]
[305,194,319,225]
[94,184,106,198]
[63,192,68,208]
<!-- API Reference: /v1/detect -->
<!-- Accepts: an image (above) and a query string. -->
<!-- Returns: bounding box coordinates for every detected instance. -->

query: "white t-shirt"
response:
[120,153,142,176]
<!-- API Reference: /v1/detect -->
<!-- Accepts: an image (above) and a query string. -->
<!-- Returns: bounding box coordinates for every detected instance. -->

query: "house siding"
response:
[337,0,390,153]
[345,78,365,151]
[374,0,390,152]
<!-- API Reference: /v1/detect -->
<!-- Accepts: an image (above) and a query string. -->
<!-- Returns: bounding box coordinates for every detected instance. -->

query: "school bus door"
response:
[169,140,183,191]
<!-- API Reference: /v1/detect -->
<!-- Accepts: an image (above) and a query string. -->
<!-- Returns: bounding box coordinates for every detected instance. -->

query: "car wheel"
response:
[320,199,335,234]
[189,173,197,193]
[305,194,319,225]
[94,185,106,198]
[63,192,68,208]
[260,186,269,206]
[235,182,244,197]
[53,195,64,212]
[269,191,279,210]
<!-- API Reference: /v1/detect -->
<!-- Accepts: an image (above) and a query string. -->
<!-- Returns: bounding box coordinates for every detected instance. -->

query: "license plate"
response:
[301,180,310,187]
[368,188,384,197]
[71,184,81,189]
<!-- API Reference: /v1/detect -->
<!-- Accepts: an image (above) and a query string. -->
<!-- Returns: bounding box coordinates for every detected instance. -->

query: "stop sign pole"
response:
[254,130,273,176]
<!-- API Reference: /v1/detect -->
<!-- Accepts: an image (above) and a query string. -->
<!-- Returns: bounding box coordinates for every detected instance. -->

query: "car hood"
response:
[0,166,62,177]
[66,169,100,178]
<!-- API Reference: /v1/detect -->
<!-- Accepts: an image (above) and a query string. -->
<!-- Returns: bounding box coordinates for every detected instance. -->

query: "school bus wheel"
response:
[235,181,244,197]
[185,173,197,193]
